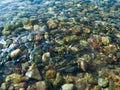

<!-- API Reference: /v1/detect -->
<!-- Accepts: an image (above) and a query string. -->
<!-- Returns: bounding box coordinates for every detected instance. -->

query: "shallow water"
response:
[0,0,120,90]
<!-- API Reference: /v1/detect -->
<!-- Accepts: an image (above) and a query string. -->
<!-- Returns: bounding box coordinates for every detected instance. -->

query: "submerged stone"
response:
[25,63,42,80]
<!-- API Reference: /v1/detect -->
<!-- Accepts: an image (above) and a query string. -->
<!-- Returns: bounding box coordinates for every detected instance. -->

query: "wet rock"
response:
[1,83,8,90]
[22,62,29,71]
[98,78,109,88]
[27,85,36,90]
[103,44,118,55]
[5,73,21,84]
[47,7,55,14]
[19,82,26,88]
[19,88,25,90]
[21,18,29,25]
[77,58,88,71]
[85,73,97,84]
[34,34,43,41]
[10,48,21,59]
[64,75,74,84]
[2,30,11,35]
[8,86,15,90]
[61,83,74,90]
[45,69,56,79]
[68,45,79,53]
[93,85,101,90]
[44,32,49,40]
[25,63,42,80]
[42,52,50,62]
[80,60,87,71]
[75,78,88,90]
[101,36,111,45]
[47,19,58,29]
[80,40,88,47]
[33,24,39,31]
[35,81,47,90]
[23,24,32,30]
[53,72,64,88]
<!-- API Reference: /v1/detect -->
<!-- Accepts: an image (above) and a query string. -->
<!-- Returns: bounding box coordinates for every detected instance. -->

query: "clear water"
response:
[0,0,120,90]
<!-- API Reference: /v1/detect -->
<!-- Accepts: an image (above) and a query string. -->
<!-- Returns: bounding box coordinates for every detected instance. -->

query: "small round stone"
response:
[98,78,109,88]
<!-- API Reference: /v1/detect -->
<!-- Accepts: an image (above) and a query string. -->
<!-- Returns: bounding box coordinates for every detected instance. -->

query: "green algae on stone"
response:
[98,78,109,88]
[53,73,64,88]
[85,73,98,85]
[47,19,58,29]
[80,40,88,47]
[93,85,101,90]
[2,30,11,35]
[57,46,66,54]
[23,24,33,30]
[5,73,21,84]
[63,35,79,43]
[4,23,14,31]
[21,18,29,25]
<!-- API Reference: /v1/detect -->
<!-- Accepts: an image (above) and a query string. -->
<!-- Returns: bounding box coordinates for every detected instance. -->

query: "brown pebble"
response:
[115,87,120,90]
[21,76,29,81]
[19,82,26,88]
[45,69,56,79]
[64,75,74,83]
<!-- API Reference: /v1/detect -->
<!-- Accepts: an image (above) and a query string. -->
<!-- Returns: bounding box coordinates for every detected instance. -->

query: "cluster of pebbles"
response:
[0,0,120,90]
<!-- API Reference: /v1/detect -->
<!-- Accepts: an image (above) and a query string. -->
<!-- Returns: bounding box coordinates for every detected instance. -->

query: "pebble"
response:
[101,36,110,45]
[35,81,47,90]
[42,52,50,62]
[25,63,42,80]
[47,19,58,29]
[10,48,21,59]
[98,78,109,88]
[19,82,26,88]
[45,69,56,79]
[0,0,119,90]
[33,24,39,31]
[61,83,74,90]
[1,83,7,90]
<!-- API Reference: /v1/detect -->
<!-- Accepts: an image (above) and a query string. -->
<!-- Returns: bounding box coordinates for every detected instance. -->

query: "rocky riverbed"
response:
[0,0,120,90]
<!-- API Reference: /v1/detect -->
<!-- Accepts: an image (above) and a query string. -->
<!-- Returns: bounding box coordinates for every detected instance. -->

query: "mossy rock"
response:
[63,35,79,44]
[21,18,29,25]
[23,24,33,30]
[4,23,14,31]
[85,73,98,84]
[14,21,23,28]
[53,73,64,88]
[5,73,21,84]
[93,85,101,90]
[2,30,11,35]
[57,46,66,54]
[80,40,88,46]
[14,27,25,33]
